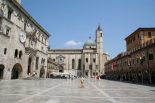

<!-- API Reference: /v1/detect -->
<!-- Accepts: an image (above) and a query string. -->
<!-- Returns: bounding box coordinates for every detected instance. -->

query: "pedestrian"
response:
[80,77,84,88]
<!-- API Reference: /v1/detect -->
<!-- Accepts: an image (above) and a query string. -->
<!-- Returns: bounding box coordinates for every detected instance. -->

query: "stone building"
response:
[48,26,109,77]
[105,28,155,84]
[0,0,49,79]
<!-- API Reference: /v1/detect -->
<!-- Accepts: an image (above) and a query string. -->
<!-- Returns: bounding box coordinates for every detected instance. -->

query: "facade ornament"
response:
[0,2,5,16]
[25,47,37,57]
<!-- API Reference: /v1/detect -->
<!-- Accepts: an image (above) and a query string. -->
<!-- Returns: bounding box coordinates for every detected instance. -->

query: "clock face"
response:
[19,31,26,43]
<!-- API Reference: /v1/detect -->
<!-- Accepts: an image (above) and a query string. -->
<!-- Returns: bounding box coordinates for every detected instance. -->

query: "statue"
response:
[0,2,5,16]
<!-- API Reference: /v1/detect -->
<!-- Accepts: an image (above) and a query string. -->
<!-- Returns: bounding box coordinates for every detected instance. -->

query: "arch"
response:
[152,71,155,84]
[39,67,45,78]
[27,57,32,75]
[0,64,5,79]
[59,66,64,73]
[11,63,23,79]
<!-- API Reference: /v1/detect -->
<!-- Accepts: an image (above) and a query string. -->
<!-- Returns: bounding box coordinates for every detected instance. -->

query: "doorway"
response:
[40,67,45,78]
[27,57,32,75]
[0,64,4,79]
[59,66,64,73]
[11,63,22,79]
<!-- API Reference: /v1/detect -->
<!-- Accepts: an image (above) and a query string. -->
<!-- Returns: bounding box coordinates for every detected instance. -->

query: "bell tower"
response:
[96,25,104,75]
[96,25,103,53]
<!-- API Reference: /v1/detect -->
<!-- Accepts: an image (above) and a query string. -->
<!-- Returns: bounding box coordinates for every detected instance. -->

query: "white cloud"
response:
[65,40,83,47]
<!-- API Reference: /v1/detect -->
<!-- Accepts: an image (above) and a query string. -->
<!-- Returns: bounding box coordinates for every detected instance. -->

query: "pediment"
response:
[56,55,65,59]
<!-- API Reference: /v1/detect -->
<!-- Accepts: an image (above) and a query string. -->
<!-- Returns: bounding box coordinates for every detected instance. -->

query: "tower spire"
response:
[97,25,102,31]
[89,36,91,39]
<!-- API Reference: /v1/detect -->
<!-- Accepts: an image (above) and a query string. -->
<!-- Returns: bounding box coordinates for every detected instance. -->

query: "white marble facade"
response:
[0,0,49,79]
[48,26,109,77]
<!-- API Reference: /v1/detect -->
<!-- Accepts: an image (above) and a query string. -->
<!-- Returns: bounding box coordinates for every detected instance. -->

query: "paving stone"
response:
[0,79,155,103]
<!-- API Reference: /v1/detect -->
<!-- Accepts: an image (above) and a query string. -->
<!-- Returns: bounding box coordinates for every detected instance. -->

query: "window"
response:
[24,21,27,30]
[137,34,139,39]
[41,58,45,64]
[93,58,96,63]
[86,58,88,63]
[78,59,81,70]
[100,33,102,37]
[41,58,43,64]
[6,27,11,36]
[8,7,13,20]
[4,48,7,55]
[14,49,18,58]
[149,53,154,60]
[72,59,75,69]
[148,32,152,38]
[42,36,44,43]
[139,56,145,64]
[45,38,47,45]
[35,57,39,70]
[60,58,62,61]
[140,34,144,40]
[19,51,22,58]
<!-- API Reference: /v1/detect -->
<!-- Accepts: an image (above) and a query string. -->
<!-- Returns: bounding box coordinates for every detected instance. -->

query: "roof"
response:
[84,37,96,47]
[11,0,50,37]
[125,28,155,41]
[48,49,82,54]
[49,49,82,51]
[97,25,102,31]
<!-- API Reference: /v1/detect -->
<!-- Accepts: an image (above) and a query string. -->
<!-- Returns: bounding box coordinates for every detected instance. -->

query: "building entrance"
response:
[0,64,4,79]
[11,63,22,79]
[27,57,32,75]
[59,66,64,73]
[40,67,45,78]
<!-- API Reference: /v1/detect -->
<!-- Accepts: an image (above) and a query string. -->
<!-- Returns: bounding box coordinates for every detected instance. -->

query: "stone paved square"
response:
[0,79,155,103]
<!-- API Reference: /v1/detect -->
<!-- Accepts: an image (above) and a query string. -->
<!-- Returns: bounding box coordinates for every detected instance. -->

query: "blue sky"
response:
[22,0,155,57]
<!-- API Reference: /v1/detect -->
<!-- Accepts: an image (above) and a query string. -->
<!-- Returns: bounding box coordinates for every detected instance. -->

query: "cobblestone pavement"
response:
[0,79,155,103]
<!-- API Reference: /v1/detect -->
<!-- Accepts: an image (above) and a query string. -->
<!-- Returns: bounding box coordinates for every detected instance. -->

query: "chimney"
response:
[15,0,21,4]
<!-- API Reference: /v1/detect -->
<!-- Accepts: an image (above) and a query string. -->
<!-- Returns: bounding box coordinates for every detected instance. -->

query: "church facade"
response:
[48,26,109,77]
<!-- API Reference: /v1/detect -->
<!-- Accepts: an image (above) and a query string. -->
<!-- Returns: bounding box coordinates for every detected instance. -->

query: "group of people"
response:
[32,71,37,77]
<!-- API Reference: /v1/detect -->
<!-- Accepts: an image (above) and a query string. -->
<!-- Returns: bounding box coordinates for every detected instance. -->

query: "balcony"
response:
[25,47,37,56]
